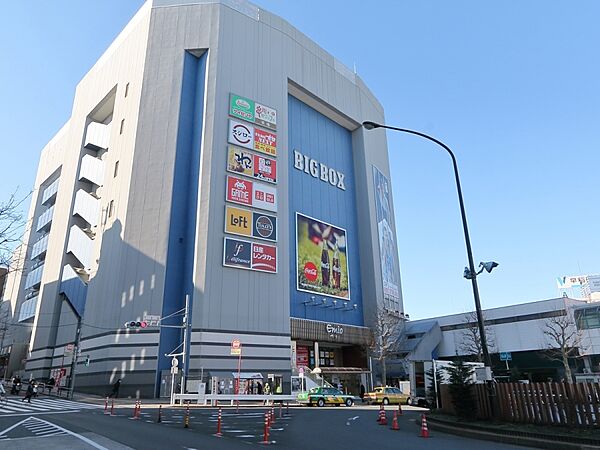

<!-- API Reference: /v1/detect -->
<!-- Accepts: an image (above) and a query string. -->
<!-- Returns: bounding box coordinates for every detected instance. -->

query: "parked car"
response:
[364,386,409,405]
[297,387,356,407]
[407,396,431,408]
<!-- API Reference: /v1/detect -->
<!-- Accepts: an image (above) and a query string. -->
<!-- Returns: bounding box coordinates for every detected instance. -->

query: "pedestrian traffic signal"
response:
[124,320,148,329]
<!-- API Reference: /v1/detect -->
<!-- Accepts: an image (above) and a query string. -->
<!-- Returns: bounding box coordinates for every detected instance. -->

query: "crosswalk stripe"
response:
[5,401,62,412]
[41,399,98,409]
[0,398,98,414]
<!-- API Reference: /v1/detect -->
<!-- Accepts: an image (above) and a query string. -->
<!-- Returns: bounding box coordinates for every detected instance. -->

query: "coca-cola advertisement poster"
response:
[295,213,350,300]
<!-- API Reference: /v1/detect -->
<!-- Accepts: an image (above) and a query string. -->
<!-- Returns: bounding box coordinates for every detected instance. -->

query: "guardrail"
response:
[171,393,296,406]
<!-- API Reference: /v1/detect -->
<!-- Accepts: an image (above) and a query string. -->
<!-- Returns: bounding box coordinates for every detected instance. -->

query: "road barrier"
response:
[260,411,271,445]
[184,404,190,428]
[157,405,162,423]
[420,414,430,438]
[214,407,223,437]
[391,411,399,431]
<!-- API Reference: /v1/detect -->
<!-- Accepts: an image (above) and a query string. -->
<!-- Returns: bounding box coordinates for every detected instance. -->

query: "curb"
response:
[425,417,600,450]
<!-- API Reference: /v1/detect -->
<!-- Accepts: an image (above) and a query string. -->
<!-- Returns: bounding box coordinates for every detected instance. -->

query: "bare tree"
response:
[459,311,496,362]
[542,312,585,384]
[370,309,404,386]
[0,190,30,272]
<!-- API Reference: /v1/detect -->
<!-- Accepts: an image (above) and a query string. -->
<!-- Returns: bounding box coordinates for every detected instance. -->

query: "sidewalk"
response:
[426,413,600,450]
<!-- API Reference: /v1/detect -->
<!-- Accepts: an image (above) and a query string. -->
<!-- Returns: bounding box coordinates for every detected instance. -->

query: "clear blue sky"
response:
[2,1,599,319]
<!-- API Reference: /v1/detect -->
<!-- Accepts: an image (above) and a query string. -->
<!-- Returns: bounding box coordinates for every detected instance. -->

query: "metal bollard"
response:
[271,406,275,424]
[157,405,162,423]
[184,404,190,428]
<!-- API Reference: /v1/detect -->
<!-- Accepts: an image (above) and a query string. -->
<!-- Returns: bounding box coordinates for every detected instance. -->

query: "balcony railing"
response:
[41,178,60,205]
[18,295,38,322]
[36,205,55,232]
[24,264,44,289]
[73,189,100,227]
[83,121,110,151]
[79,154,105,187]
[66,225,93,269]
[30,234,49,260]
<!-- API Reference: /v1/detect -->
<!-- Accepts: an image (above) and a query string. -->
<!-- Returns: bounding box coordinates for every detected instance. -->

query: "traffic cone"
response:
[390,411,399,431]
[271,406,275,424]
[420,414,430,438]
[157,405,162,423]
[398,402,403,416]
[379,409,387,426]
[377,404,383,422]
[132,400,139,419]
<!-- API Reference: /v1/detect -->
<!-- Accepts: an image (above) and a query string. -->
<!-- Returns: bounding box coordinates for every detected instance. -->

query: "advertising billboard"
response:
[224,205,277,242]
[223,237,277,273]
[226,176,277,212]
[227,146,277,183]
[372,166,401,307]
[295,213,349,300]
[228,119,277,157]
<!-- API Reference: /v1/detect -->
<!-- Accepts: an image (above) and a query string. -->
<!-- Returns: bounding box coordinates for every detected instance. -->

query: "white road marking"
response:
[0,417,30,436]
[29,417,109,450]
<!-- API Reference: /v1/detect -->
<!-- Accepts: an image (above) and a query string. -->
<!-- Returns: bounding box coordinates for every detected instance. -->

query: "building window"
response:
[119,119,125,135]
[108,200,115,218]
[114,161,119,177]
[124,82,129,98]
[575,307,600,330]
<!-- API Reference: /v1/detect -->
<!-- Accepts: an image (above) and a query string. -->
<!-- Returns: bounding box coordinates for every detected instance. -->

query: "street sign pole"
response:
[181,294,190,396]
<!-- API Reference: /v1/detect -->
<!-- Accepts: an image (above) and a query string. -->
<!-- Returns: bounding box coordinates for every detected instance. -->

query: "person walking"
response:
[108,379,121,398]
[0,380,7,406]
[22,382,34,403]
[263,382,271,405]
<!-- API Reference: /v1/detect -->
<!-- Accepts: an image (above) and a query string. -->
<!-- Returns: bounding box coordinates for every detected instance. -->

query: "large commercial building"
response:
[2,0,402,397]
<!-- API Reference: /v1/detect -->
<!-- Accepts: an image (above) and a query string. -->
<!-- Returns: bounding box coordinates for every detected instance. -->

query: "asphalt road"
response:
[0,396,533,449]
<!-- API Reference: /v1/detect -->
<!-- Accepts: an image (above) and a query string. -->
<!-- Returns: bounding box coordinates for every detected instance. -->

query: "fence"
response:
[440,382,600,427]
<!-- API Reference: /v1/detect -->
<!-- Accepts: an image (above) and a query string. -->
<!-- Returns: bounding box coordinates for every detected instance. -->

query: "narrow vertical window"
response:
[124,82,129,98]
[114,161,119,177]
[119,119,125,135]
[108,200,115,218]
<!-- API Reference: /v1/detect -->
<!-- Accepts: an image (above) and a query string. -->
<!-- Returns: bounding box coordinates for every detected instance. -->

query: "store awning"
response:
[317,367,370,374]
[232,372,263,379]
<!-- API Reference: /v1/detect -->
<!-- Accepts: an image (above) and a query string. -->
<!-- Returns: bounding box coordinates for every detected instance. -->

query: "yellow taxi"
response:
[364,386,409,405]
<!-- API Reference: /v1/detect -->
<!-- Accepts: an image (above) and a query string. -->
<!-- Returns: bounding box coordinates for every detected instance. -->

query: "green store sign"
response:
[230,94,255,122]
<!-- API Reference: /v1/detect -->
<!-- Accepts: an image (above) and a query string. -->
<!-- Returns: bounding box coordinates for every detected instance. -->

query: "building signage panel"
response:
[223,237,277,273]
[296,346,310,368]
[226,176,253,206]
[295,213,350,300]
[224,205,277,241]
[372,166,401,308]
[231,339,242,356]
[254,102,277,130]
[228,119,254,150]
[229,119,277,156]
[251,242,277,273]
[229,93,277,130]
[252,181,277,212]
[254,128,277,156]
[223,237,252,269]
[229,94,255,122]
[293,150,346,190]
[226,146,277,183]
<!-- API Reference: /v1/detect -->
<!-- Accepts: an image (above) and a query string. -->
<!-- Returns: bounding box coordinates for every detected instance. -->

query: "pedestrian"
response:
[108,379,121,398]
[22,383,34,403]
[257,381,263,395]
[275,383,282,395]
[360,384,366,401]
[32,380,39,397]
[0,380,6,406]
[263,382,270,405]
[47,377,56,395]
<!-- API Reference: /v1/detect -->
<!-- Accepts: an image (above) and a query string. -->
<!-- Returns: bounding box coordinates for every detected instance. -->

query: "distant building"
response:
[403,297,600,398]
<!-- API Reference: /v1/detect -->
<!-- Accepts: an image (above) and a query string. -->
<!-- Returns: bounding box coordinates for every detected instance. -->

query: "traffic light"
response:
[84,355,91,366]
[124,320,148,329]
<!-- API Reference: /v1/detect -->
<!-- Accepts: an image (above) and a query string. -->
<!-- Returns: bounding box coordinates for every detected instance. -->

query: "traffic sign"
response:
[171,366,179,374]
[143,314,161,326]
[499,352,512,361]
[231,339,242,356]
[171,357,179,368]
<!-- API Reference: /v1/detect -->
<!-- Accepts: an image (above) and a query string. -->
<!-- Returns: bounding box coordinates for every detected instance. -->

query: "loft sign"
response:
[293,150,346,191]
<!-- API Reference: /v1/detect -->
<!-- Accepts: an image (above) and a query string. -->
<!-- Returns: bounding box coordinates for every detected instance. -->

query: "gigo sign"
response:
[293,150,346,190]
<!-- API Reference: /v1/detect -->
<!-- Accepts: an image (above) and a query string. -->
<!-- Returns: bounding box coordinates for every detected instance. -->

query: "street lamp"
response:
[362,121,496,372]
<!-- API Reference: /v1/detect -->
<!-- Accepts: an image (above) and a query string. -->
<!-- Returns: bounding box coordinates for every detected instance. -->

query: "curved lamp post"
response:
[363,121,497,371]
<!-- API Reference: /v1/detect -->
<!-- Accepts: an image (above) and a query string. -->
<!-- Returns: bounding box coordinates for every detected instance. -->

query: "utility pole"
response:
[68,316,82,400]
[181,294,190,395]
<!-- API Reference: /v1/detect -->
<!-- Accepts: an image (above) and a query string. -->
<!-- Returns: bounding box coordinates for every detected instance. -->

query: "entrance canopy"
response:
[317,367,370,374]
[232,372,263,379]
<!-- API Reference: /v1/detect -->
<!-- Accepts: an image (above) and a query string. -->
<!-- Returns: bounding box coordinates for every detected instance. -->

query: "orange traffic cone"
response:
[420,414,429,438]
[379,409,387,426]
[391,411,399,431]
[398,402,403,416]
